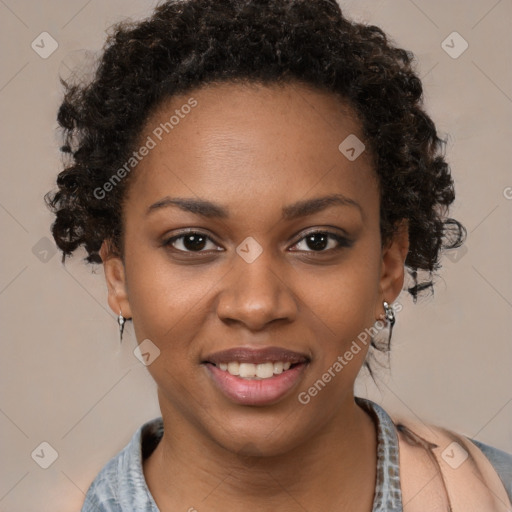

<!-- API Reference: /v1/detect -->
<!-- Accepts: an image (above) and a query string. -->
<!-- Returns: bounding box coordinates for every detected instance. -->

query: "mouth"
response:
[202,347,310,406]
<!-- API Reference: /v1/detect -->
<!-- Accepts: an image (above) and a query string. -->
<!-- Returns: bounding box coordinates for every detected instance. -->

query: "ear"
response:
[375,219,409,320]
[99,240,132,319]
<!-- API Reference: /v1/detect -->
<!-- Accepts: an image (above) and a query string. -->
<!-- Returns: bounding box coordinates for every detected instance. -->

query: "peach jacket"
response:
[391,409,512,511]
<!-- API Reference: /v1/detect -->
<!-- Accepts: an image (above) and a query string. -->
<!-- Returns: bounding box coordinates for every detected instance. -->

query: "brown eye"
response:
[163,232,221,253]
[290,231,352,252]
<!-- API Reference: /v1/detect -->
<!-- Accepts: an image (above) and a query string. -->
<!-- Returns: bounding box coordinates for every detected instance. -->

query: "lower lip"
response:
[205,363,307,406]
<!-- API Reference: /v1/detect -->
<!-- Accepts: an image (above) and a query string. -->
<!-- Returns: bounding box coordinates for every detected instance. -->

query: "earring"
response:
[383,301,395,327]
[118,310,126,343]
[382,300,395,348]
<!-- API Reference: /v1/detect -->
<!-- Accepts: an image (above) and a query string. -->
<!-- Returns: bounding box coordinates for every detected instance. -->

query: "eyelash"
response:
[162,229,352,255]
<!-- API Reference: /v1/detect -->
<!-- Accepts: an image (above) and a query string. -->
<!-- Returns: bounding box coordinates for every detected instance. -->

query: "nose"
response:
[215,250,298,331]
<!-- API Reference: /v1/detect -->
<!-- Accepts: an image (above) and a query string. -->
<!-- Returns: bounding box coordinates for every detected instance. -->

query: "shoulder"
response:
[466,437,512,501]
[81,418,163,512]
[392,410,512,507]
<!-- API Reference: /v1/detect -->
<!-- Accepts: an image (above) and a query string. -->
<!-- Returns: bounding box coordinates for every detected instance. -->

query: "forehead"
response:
[125,82,378,219]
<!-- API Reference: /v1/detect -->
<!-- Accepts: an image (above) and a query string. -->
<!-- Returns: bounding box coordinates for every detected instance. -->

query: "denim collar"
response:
[82,397,404,511]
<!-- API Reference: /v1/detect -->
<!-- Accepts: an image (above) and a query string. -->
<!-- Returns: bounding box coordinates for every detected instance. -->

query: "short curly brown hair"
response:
[45,0,465,305]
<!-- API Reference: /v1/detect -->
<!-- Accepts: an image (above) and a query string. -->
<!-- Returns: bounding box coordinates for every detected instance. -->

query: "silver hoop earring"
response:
[118,311,126,344]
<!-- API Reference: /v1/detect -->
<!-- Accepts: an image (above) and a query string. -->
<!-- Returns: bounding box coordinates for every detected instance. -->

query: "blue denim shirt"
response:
[81,397,512,511]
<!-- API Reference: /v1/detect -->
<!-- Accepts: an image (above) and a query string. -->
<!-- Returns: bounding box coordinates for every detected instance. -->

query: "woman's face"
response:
[102,82,408,455]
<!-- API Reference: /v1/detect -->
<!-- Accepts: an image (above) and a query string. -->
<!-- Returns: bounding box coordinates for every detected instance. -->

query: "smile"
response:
[217,361,293,379]
[203,346,310,406]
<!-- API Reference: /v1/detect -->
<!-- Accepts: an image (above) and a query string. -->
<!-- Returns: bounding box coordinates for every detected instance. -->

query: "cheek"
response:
[123,243,200,346]
[300,242,382,378]
[310,248,380,330]
[126,262,208,401]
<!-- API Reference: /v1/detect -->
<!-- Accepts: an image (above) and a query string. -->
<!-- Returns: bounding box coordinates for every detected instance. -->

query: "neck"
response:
[144,394,377,511]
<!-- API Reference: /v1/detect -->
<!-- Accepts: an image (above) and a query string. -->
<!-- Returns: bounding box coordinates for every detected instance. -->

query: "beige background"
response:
[1,0,511,511]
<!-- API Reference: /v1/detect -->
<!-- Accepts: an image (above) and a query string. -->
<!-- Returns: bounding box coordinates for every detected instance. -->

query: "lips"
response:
[203,347,310,406]
[205,346,309,365]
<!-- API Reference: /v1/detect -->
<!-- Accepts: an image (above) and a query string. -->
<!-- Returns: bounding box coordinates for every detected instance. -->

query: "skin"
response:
[100,81,409,511]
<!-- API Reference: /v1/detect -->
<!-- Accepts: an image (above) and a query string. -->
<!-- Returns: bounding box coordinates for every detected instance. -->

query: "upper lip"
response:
[204,347,310,365]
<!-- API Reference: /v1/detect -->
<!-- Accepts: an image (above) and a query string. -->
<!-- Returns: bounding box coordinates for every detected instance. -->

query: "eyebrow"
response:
[146,193,362,220]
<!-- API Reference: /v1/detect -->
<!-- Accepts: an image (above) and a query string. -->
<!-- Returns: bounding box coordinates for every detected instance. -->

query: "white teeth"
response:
[273,362,284,374]
[239,363,256,378]
[256,362,274,379]
[227,361,240,375]
[218,361,296,379]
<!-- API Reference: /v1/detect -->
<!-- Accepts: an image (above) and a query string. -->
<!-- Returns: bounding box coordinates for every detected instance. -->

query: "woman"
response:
[45,0,512,510]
